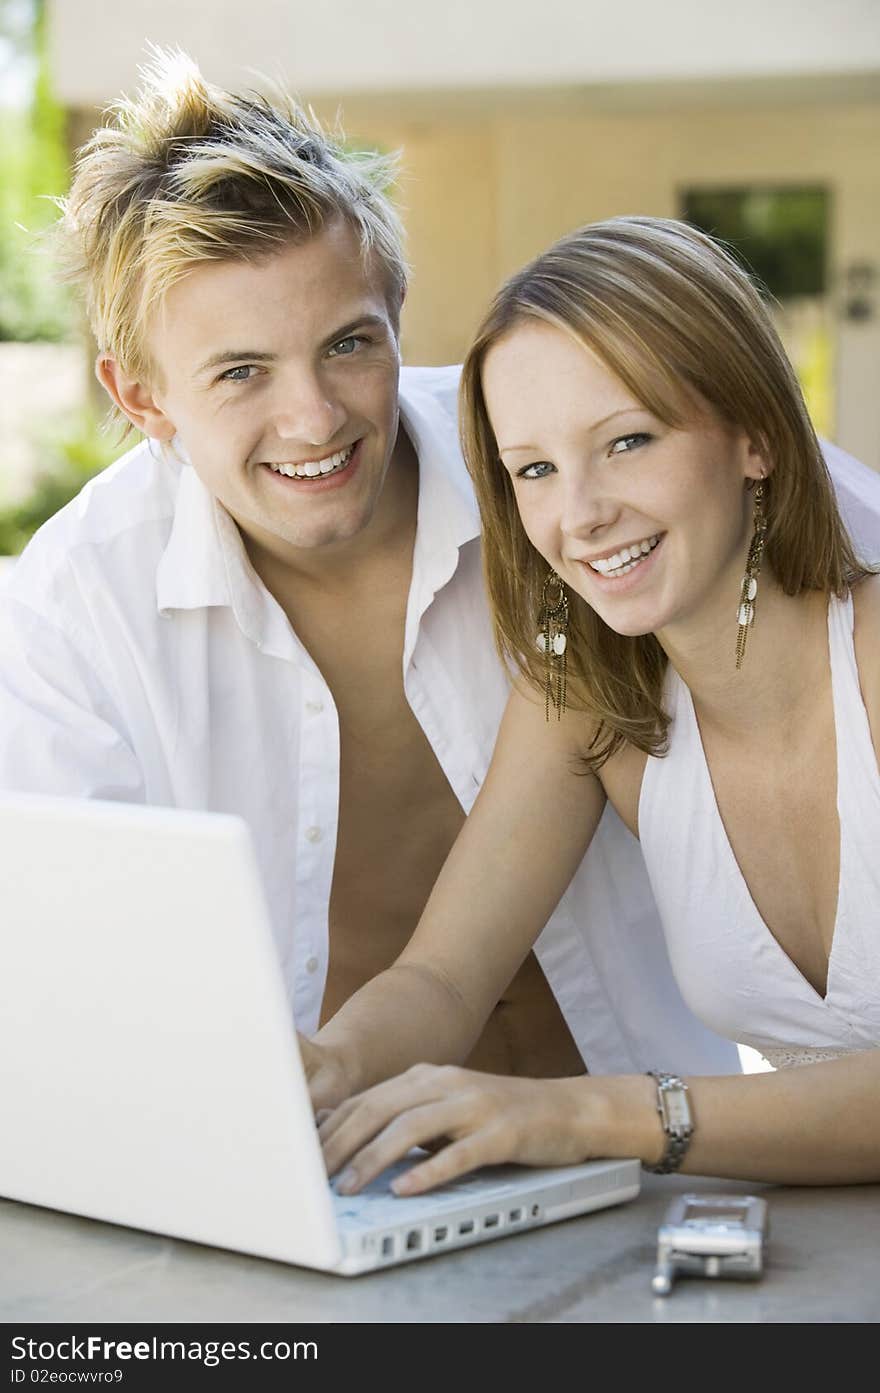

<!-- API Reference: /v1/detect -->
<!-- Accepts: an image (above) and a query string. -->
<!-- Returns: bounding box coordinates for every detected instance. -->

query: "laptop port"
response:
[405,1229,423,1252]
[508,1208,524,1223]
[483,1213,500,1229]
[458,1219,475,1235]
[433,1225,449,1243]
[530,1204,541,1218]
[381,1236,395,1258]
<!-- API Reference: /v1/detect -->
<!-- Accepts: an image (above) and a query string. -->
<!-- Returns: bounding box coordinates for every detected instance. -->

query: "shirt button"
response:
[305,825,322,843]
[305,956,320,974]
[305,699,324,715]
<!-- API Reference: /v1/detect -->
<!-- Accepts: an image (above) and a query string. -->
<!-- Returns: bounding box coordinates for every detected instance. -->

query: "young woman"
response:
[310,216,880,1192]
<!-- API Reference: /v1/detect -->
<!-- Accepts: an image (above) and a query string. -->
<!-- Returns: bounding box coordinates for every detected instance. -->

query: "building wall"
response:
[49,0,880,102]
[326,96,880,466]
[52,0,880,466]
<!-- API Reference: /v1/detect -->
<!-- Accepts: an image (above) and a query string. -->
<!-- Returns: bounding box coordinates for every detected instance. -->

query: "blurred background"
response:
[1,0,879,555]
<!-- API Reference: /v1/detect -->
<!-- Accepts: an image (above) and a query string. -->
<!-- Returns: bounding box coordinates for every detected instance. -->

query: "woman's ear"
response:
[96,356,177,441]
[743,433,772,485]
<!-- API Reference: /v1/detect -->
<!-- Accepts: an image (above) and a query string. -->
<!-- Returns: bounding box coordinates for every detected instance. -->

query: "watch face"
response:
[663,1088,691,1130]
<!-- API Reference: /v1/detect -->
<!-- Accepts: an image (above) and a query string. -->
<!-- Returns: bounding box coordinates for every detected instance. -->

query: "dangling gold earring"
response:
[536,570,569,720]
[735,479,767,670]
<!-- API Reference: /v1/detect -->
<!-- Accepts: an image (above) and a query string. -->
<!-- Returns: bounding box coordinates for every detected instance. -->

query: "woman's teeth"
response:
[267,444,355,479]
[588,534,661,578]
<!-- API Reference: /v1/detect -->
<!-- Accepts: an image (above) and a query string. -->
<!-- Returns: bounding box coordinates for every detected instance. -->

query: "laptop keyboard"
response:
[330,1156,534,1229]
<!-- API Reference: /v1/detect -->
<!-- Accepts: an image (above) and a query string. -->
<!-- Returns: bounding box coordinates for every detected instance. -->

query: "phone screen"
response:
[683,1203,748,1225]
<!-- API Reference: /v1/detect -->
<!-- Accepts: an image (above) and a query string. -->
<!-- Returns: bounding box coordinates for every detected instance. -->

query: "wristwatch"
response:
[645,1071,693,1174]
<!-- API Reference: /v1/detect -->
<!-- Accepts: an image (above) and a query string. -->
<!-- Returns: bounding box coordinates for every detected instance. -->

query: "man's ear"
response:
[96,356,176,441]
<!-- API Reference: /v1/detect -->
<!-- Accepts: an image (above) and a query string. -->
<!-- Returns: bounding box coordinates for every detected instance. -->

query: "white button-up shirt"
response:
[6,366,874,1074]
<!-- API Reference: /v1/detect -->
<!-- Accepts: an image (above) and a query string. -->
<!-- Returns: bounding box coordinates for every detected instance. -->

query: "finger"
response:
[316,1093,364,1145]
[318,1065,460,1157]
[331,1100,469,1193]
[328,1100,457,1186]
[391,1131,509,1197]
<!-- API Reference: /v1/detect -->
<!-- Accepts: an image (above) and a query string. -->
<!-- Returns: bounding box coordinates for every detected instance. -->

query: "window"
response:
[682,186,832,436]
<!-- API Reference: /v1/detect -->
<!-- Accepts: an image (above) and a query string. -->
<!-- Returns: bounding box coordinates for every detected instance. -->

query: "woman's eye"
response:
[516,461,555,480]
[609,432,651,456]
[328,335,362,358]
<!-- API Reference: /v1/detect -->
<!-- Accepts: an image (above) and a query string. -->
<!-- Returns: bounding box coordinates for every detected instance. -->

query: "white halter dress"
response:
[638,593,880,1070]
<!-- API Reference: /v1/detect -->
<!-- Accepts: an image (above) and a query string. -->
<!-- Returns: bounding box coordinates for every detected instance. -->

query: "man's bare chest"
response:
[303,589,584,1075]
[287,586,459,998]
[323,655,467,1019]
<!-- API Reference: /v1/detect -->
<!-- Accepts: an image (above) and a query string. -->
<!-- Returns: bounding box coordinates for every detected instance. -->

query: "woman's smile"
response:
[575,532,665,593]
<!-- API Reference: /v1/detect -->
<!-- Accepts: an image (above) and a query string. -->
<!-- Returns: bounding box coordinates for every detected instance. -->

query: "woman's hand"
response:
[319,1064,620,1196]
[298,1033,353,1114]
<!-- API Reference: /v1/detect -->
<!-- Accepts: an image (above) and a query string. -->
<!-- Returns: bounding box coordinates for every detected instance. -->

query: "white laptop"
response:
[0,793,640,1275]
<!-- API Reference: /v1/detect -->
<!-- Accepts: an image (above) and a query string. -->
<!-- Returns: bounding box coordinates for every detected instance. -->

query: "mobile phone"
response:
[652,1193,768,1295]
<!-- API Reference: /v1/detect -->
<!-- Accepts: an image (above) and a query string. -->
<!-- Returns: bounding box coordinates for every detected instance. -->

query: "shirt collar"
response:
[397,367,481,564]
[155,441,230,614]
[156,440,296,655]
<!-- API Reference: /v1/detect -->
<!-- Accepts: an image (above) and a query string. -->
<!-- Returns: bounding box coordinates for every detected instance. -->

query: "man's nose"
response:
[271,371,347,447]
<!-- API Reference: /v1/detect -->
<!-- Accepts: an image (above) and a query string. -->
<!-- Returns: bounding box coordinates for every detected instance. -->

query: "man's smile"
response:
[263,442,357,480]
[259,440,362,490]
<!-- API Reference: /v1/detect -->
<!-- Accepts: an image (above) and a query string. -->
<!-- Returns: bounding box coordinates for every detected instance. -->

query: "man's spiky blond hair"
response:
[57,48,406,390]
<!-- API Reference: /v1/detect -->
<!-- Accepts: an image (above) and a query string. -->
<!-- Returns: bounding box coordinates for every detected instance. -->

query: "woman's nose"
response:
[559,473,620,540]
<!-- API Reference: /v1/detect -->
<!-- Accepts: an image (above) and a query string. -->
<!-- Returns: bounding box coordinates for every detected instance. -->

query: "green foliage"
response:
[0,0,72,341]
[0,410,126,555]
[682,187,829,300]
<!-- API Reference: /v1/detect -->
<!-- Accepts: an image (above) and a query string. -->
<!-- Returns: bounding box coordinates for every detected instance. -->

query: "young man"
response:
[2,54,876,1105]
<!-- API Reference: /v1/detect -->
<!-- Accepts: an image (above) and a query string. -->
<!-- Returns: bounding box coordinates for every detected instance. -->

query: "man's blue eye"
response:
[328,336,360,357]
[220,365,254,383]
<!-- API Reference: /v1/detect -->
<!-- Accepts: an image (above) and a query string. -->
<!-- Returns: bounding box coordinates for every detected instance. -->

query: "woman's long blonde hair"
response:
[460,216,868,770]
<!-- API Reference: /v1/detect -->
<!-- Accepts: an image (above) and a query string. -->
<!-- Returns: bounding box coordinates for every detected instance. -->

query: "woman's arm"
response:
[304,685,606,1109]
[316,575,880,1178]
[319,1049,880,1193]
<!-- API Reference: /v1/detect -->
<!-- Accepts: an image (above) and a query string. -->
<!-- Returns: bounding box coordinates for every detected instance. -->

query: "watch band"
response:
[644,1071,693,1174]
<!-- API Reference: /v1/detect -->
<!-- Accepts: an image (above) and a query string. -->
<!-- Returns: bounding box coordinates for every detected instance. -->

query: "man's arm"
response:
[306,685,607,1109]
[0,595,144,800]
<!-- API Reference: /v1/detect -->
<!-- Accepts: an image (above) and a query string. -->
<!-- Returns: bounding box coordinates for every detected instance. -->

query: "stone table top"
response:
[3,1173,878,1324]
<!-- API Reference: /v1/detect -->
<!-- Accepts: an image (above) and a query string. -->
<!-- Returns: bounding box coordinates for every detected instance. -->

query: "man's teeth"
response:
[588,534,661,577]
[267,444,355,479]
